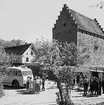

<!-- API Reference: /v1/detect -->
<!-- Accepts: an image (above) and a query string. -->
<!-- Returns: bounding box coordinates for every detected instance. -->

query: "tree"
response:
[0,38,27,97]
[0,38,27,48]
[89,1,104,9]
[10,39,27,46]
[34,39,90,105]
[0,47,12,97]
[33,38,51,63]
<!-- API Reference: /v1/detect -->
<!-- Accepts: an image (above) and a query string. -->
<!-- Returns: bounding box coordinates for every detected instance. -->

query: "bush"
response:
[0,82,4,98]
[0,71,6,98]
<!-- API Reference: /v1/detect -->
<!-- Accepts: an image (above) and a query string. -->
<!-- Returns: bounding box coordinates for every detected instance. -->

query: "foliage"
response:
[0,38,27,66]
[10,39,27,46]
[0,38,27,48]
[33,38,51,63]
[34,39,90,104]
[34,39,89,67]
[0,48,11,66]
[0,69,7,98]
[89,1,104,9]
[0,38,27,98]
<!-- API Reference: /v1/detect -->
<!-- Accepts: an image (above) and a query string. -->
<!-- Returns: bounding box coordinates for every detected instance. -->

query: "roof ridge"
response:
[63,4,94,22]
[63,4,97,30]
[5,43,31,49]
[5,43,32,55]
[63,4,104,36]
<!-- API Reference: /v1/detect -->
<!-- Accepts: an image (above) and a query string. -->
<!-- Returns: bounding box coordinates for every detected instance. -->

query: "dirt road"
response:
[0,81,58,105]
[1,81,104,105]
[71,90,104,105]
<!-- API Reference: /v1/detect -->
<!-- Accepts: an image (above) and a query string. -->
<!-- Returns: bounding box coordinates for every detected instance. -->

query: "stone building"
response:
[53,4,104,67]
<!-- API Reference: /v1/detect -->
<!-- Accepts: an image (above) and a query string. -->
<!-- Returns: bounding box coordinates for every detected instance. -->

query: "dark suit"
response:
[102,78,104,93]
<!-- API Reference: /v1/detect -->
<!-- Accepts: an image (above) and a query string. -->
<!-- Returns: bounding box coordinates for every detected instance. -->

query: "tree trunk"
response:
[65,84,72,105]
[56,79,64,103]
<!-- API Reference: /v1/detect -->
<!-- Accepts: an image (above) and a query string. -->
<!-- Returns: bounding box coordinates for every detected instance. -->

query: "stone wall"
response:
[77,31,104,66]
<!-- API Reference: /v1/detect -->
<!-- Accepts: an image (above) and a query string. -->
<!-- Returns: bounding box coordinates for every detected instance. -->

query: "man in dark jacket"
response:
[42,76,45,91]
[102,76,104,94]
[98,78,102,95]
[83,78,88,96]
[89,77,94,95]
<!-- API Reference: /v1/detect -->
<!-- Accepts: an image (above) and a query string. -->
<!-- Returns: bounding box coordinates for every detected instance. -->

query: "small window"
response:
[31,51,33,55]
[26,57,29,62]
[63,23,66,27]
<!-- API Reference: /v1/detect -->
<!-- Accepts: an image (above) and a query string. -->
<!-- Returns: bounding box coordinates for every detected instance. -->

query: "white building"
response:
[5,43,36,65]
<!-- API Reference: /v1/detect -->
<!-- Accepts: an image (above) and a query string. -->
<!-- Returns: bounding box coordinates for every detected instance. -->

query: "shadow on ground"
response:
[96,102,104,105]
[3,85,24,90]
[16,89,41,95]
[46,86,57,90]
[75,89,84,92]
[86,94,99,97]
[72,95,83,98]
[32,101,56,105]
[16,89,33,95]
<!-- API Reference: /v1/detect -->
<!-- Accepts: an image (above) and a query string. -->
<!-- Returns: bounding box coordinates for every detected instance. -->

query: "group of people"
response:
[82,76,104,96]
[26,75,45,94]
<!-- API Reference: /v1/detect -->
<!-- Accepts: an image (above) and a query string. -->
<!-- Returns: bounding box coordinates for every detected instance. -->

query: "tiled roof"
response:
[5,44,31,55]
[64,4,104,36]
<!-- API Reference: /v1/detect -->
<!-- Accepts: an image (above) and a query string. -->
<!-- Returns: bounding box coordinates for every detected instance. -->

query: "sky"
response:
[0,0,104,43]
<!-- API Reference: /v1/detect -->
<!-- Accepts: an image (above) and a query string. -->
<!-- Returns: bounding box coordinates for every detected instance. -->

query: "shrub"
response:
[0,71,7,98]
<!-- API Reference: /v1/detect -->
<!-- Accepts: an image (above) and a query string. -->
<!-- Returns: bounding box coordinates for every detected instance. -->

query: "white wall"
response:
[22,46,36,63]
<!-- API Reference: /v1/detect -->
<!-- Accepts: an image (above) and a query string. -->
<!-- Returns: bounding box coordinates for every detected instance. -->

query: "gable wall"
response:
[53,7,77,44]
[22,46,36,63]
[77,31,104,66]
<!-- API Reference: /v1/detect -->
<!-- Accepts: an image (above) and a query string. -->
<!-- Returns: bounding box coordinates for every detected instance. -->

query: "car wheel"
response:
[12,80,19,89]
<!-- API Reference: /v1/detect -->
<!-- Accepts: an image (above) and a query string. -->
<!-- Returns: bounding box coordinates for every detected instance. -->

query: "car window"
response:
[17,71,22,76]
[12,70,16,76]
[22,71,32,76]
[7,69,16,76]
[7,70,13,76]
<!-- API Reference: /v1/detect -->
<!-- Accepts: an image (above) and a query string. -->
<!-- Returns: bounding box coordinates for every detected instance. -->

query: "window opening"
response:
[26,57,29,62]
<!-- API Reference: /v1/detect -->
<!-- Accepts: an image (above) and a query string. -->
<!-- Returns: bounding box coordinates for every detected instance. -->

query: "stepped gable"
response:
[94,18,104,34]
[63,4,104,36]
[5,44,31,55]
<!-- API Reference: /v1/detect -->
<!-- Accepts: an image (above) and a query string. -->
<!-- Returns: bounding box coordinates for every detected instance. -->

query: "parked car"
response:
[3,65,33,88]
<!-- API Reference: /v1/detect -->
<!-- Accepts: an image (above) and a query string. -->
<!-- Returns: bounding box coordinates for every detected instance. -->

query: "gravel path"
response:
[0,81,58,105]
[71,90,104,105]
[1,81,104,105]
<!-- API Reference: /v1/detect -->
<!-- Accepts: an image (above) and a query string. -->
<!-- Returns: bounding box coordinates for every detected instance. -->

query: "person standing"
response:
[102,76,104,94]
[28,77,33,93]
[36,76,41,93]
[26,76,30,90]
[98,78,101,95]
[94,77,98,95]
[34,76,38,93]
[89,77,94,95]
[83,78,88,96]
[32,77,37,94]
[42,76,45,91]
